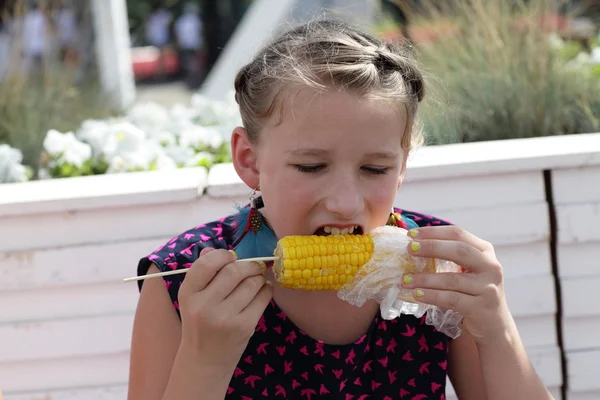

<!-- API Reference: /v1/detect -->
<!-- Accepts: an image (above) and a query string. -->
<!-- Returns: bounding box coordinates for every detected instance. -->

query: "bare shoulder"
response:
[128,264,182,400]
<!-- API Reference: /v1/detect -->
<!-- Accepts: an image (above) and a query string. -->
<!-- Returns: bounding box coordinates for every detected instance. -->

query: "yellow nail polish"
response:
[410,241,421,252]
[229,250,238,260]
[403,274,413,284]
[415,289,425,298]
[408,229,418,238]
[256,260,266,269]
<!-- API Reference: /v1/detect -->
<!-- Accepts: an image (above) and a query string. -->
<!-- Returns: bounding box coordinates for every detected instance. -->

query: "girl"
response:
[128,18,553,400]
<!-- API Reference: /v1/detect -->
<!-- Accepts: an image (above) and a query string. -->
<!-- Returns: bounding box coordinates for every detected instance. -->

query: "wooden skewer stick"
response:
[123,256,279,282]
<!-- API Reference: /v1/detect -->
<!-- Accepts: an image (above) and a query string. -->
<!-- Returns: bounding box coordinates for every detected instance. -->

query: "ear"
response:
[231,126,260,190]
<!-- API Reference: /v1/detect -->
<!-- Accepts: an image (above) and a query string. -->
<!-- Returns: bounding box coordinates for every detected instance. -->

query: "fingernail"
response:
[410,241,421,252]
[403,274,413,285]
[415,289,425,298]
[229,250,238,260]
[200,247,214,255]
[265,280,273,286]
[256,261,267,270]
[408,229,418,238]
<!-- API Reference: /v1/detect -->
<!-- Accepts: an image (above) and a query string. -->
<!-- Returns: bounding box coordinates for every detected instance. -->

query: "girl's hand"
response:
[401,226,514,345]
[178,248,273,368]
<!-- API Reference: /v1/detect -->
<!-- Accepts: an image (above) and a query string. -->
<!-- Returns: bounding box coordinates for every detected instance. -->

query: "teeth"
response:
[321,225,358,235]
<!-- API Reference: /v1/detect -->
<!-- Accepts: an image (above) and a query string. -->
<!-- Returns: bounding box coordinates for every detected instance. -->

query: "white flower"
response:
[105,141,174,173]
[43,129,92,167]
[185,151,214,167]
[163,145,195,166]
[179,125,224,151]
[101,122,147,163]
[127,102,170,135]
[76,119,113,158]
[0,144,29,183]
[150,130,178,147]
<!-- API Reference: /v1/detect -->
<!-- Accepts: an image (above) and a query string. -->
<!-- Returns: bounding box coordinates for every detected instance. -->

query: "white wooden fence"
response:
[1,133,599,400]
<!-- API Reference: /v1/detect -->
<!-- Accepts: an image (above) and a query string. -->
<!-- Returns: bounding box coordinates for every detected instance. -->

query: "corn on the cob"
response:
[272,233,437,290]
[272,234,373,290]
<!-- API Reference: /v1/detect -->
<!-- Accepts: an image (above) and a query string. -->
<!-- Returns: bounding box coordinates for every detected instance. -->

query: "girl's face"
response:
[232,87,408,239]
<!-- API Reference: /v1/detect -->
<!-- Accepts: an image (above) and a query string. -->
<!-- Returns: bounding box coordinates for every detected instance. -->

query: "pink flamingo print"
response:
[411,395,428,400]
[372,381,382,390]
[276,345,286,356]
[300,346,309,355]
[212,224,223,236]
[199,234,211,241]
[362,360,373,373]
[333,369,344,379]
[340,379,347,391]
[244,355,252,364]
[419,362,430,374]
[301,372,309,381]
[434,341,444,351]
[388,370,398,384]
[285,331,297,344]
[387,337,397,353]
[264,364,274,375]
[418,335,429,352]
[180,244,194,256]
[243,375,261,388]
[354,377,362,386]
[274,385,286,397]
[227,387,234,395]
[262,388,268,396]
[319,384,330,395]
[292,379,301,389]
[438,360,448,371]
[315,341,325,356]
[331,350,341,359]
[256,342,269,354]
[273,325,282,334]
[345,349,356,364]
[402,350,413,361]
[431,382,442,393]
[401,325,417,337]
[284,360,293,374]
[378,356,389,367]
[400,388,411,398]
[314,364,324,373]
[357,395,370,400]
[301,388,317,399]
[407,378,416,387]
[234,367,244,377]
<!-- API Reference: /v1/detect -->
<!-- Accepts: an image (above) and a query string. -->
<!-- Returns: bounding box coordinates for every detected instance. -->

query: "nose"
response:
[324,175,364,219]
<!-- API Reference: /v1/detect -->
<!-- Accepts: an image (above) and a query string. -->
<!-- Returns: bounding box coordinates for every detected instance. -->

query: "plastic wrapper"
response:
[337,225,464,339]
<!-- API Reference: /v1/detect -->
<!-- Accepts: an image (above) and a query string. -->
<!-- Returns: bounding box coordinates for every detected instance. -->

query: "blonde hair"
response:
[234,18,425,150]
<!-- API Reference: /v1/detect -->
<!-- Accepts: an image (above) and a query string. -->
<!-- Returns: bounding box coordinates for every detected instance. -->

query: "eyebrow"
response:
[286,148,399,160]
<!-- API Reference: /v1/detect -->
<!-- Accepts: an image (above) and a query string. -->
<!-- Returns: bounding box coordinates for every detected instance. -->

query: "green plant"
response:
[396,0,600,144]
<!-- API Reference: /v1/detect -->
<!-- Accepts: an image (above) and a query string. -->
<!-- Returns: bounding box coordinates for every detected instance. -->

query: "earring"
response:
[387,207,408,229]
[232,186,278,259]
[249,185,264,210]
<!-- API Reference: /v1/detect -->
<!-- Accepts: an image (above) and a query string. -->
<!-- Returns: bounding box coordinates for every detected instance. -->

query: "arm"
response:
[401,226,554,400]
[449,314,553,400]
[127,265,234,400]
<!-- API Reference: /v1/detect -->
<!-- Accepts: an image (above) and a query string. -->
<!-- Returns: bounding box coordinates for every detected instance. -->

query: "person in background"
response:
[145,6,172,79]
[174,2,204,89]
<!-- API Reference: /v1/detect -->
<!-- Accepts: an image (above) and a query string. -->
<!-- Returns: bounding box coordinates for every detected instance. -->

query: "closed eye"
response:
[362,166,390,175]
[294,164,326,173]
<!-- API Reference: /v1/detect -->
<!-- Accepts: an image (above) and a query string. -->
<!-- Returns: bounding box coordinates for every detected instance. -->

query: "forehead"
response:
[261,87,408,152]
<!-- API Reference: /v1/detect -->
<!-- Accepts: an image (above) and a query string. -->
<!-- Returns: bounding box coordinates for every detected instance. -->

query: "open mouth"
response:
[313,225,363,236]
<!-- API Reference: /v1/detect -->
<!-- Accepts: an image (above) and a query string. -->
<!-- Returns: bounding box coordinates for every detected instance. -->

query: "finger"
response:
[222,274,268,313]
[205,261,267,302]
[410,288,476,314]
[408,239,499,273]
[180,249,237,296]
[402,272,483,295]
[240,281,273,322]
[407,225,492,253]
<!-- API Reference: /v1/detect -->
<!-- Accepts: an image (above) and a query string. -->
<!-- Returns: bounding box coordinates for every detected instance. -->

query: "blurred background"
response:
[0,0,599,183]
[1,2,600,400]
